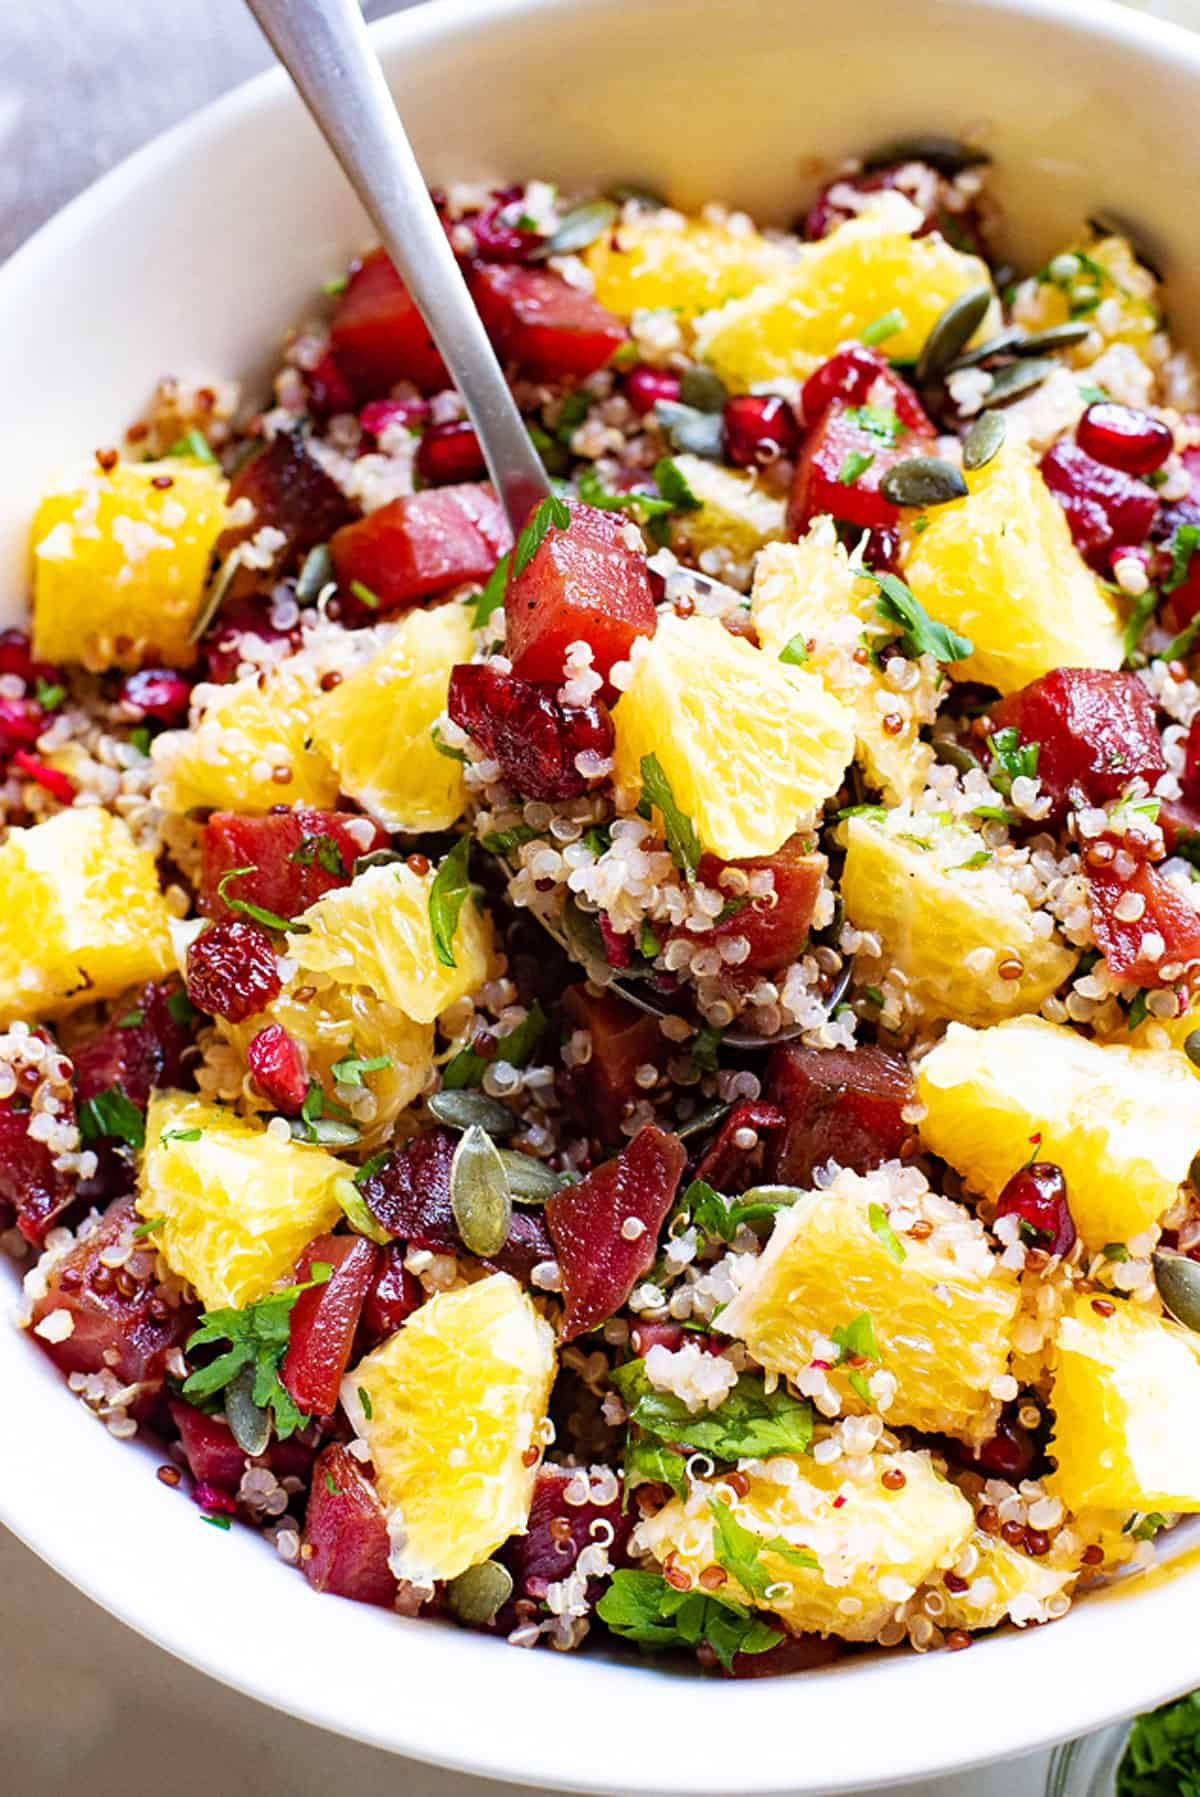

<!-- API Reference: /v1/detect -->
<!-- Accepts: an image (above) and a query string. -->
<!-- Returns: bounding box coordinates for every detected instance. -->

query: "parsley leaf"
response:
[837,448,875,485]
[165,428,217,464]
[472,554,510,628]
[844,404,901,445]
[1123,585,1160,665]
[611,1361,814,1461]
[653,456,702,514]
[289,834,348,878]
[428,836,473,968]
[442,1001,547,1089]
[294,1080,359,1148]
[861,309,906,347]
[1164,523,1200,594]
[1116,1689,1200,1797]
[331,1047,392,1088]
[689,1023,722,1073]
[35,678,65,711]
[640,752,701,877]
[709,1498,819,1600]
[671,1177,795,1244]
[986,726,1040,795]
[513,493,572,578]
[779,634,809,667]
[182,1265,333,1440]
[480,823,538,857]
[624,1431,689,1500]
[596,1569,783,1671]
[832,1310,880,1366]
[216,865,301,934]
[867,1202,907,1264]
[78,1084,145,1149]
[1160,612,1200,665]
[161,1126,202,1144]
[576,464,672,521]
[865,569,974,662]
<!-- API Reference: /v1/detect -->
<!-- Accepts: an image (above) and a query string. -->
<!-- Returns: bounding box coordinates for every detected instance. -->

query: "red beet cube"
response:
[764,1042,914,1187]
[302,1443,398,1606]
[561,986,666,1142]
[1087,855,1200,985]
[0,1105,76,1245]
[801,347,933,437]
[545,1125,686,1340]
[330,484,512,614]
[1182,716,1200,810]
[29,1197,197,1416]
[691,839,824,973]
[1040,440,1159,567]
[415,419,486,486]
[504,500,656,687]
[448,663,614,800]
[216,431,352,592]
[73,978,196,1111]
[470,263,626,381]
[990,668,1165,818]
[200,808,387,922]
[788,400,931,537]
[246,1024,309,1115]
[168,1396,247,1495]
[504,1463,630,1606]
[281,1234,379,1418]
[692,1099,786,1193]
[330,247,448,395]
[359,1242,423,1349]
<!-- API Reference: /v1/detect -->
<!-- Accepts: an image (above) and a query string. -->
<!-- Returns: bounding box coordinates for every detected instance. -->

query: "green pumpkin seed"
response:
[1154,1251,1200,1333]
[608,182,666,209]
[862,134,990,177]
[353,848,405,874]
[916,285,993,384]
[948,326,1028,371]
[450,1124,512,1256]
[295,542,334,605]
[675,1100,733,1142]
[334,1177,392,1245]
[497,1149,566,1203]
[656,399,726,459]
[1014,321,1093,357]
[962,410,1006,472]
[447,1558,515,1624]
[931,733,983,775]
[533,198,618,261]
[290,1116,361,1148]
[225,1364,271,1456]
[879,456,968,508]
[980,357,1055,409]
[429,1088,518,1137]
[188,545,243,644]
[1185,1030,1200,1071]
[679,366,728,414]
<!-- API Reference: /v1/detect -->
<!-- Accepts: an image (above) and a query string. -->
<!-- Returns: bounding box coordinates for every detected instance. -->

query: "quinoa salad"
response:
[9,136,1200,1678]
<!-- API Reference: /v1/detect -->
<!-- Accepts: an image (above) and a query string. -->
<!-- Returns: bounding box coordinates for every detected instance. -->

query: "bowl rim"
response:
[6,0,1200,1789]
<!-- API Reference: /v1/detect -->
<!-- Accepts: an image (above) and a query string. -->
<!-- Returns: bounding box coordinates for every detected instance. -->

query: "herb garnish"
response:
[289,834,348,878]
[864,570,973,663]
[428,835,473,968]
[639,753,700,877]
[78,1084,145,1149]
[165,429,217,464]
[861,309,906,347]
[709,1498,817,1599]
[513,493,572,578]
[596,1568,783,1671]
[837,449,875,485]
[442,1001,547,1089]
[1117,1689,1200,1796]
[779,634,810,667]
[216,865,303,933]
[986,726,1040,795]
[612,1360,814,1461]
[867,1202,907,1264]
[331,1047,393,1088]
[182,1264,333,1439]
[670,1177,794,1245]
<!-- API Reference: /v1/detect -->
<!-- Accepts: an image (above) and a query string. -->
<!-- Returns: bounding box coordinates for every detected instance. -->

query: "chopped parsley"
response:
[861,309,906,347]
[639,752,701,877]
[1117,1689,1200,1797]
[709,1498,817,1599]
[480,823,538,857]
[349,578,380,611]
[844,403,902,445]
[331,1048,393,1088]
[1164,522,1200,593]
[832,1311,882,1406]
[165,428,217,464]
[1160,612,1200,665]
[118,1008,145,1029]
[295,1080,359,1148]
[639,921,662,960]
[513,492,572,578]
[166,988,200,1029]
[161,1126,202,1144]
[986,726,1040,795]
[35,678,65,711]
[865,569,973,663]
[596,1568,782,1671]
[133,1215,165,1240]
[182,1264,333,1440]
[670,1177,794,1245]
[289,833,348,878]
[357,1385,374,1421]
[1126,988,1152,1032]
[779,634,810,667]
[428,835,473,968]
[216,864,301,933]
[430,724,467,763]
[78,1084,145,1150]
[472,554,510,628]
[611,1360,813,1461]
[867,1202,907,1264]
[442,1001,547,1089]
[554,388,594,444]
[950,849,993,872]
[1122,585,1160,665]
[688,1024,722,1073]
[837,448,875,485]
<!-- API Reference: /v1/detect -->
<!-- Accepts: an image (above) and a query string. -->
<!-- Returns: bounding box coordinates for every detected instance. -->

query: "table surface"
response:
[0,0,1188,1791]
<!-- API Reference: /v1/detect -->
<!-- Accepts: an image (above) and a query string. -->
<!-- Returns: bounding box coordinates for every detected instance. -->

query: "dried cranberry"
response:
[185,920,282,1024]
[74,978,196,1110]
[0,630,39,681]
[1077,403,1173,477]
[722,395,799,468]
[803,162,986,254]
[415,419,486,486]
[305,349,357,417]
[0,1105,76,1245]
[625,366,682,415]
[118,667,192,726]
[246,1024,308,1114]
[995,1162,1076,1257]
[215,431,353,594]
[597,914,634,969]
[448,663,614,800]
[468,197,542,263]
[1040,440,1159,566]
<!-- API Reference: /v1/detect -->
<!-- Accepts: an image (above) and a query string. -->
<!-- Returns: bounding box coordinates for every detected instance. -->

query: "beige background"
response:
[0,0,1192,1790]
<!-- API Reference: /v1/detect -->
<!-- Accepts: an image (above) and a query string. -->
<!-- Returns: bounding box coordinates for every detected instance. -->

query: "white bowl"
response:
[4,0,1200,1789]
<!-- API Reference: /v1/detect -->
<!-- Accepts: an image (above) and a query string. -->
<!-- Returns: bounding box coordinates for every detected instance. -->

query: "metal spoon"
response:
[244,0,549,534]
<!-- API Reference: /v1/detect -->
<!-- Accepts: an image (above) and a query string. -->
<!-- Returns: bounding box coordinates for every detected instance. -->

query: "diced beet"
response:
[281,1234,379,1418]
[994,1161,1076,1257]
[29,1197,197,1417]
[330,484,512,614]
[691,840,824,973]
[990,668,1165,818]
[199,595,302,685]
[359,1242,423,1348]
[447,663,614,800]
[470,263,626,381]
[800,347,933,436]
[787,399,933,537]
[330,247,448,395]
[200,808,387,921]
[545,1125,686,1340]
[216,431,353,592]
[118,667,193,727]
[73,978,196,1110]
[415,419,486,486]
[503,1463,631,1606]
[1077,403,1173,476]
[0,629,55,685]
[692,1099,786,1192]
[723,395,800,469]
[561,985,666,1142]
[247,1024,309,1115]
[1182,716,1200,809]
[302,1443,398,1606]
[0,1105,76,1245]
[726,1633,844,1678]
[629,1320,685,1356]
[625,366,681,415]
[185,920,282,1024]
[168,1396,247,1495]
[1086,853,1200,985]
[504,500,656,687]
[764,1043,914,1187]
[1040,440,1159,567]
[305,348,357,417]
[1161,793,1200,859]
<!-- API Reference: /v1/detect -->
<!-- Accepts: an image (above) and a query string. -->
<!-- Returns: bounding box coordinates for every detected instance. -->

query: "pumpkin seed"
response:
[980,357,1055,408]
[1014,321,1093,357]
[1185,1030,1200,1071]
[225,1364,271,1456]
[289,1116,361,1148]
[962,410,1006,472]
[354,847,405,874]
[656,399,726,459]
[916,286,994,385]
[675,1100,733,1141]
[533,198,618,261]
[334,1176,392,1245]
[447,1558,514,1624]
[450,1124,512,1256]
[931,733,983,775]
[561,898,613,982]
[1087,209,1165,281]
[948,326,1029,371]
[498,1149,566,1203]
[295,542,334,605]
[879,456,968,508]
[1154,1250,1200,1333]
[608,181,666,209]
[429,1088,518,1138]
[188,545,243,644]
[862,134,990,177]
[679,366,728,414]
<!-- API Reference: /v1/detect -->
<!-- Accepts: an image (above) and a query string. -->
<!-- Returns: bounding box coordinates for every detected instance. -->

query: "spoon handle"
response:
[245,0,550,531]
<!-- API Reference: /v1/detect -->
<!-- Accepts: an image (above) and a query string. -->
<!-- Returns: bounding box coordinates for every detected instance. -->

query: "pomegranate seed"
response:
[0,696,48,759]
[118,667,193,726]
[247,1023,309,1114]
[193,1482,238,1516]
[186,920,282,1024]
[469,198,542,262]
[0,630,36,680]
[1077,402,1173,476]
[359,397,429,438]
[12,752,75,802]
[995,1160,1077,1257]
[722,394,799,467]
[952,1410,1036,1483]
[598,914,634,969]
[415,419,486,486]
[625,366,682,416]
